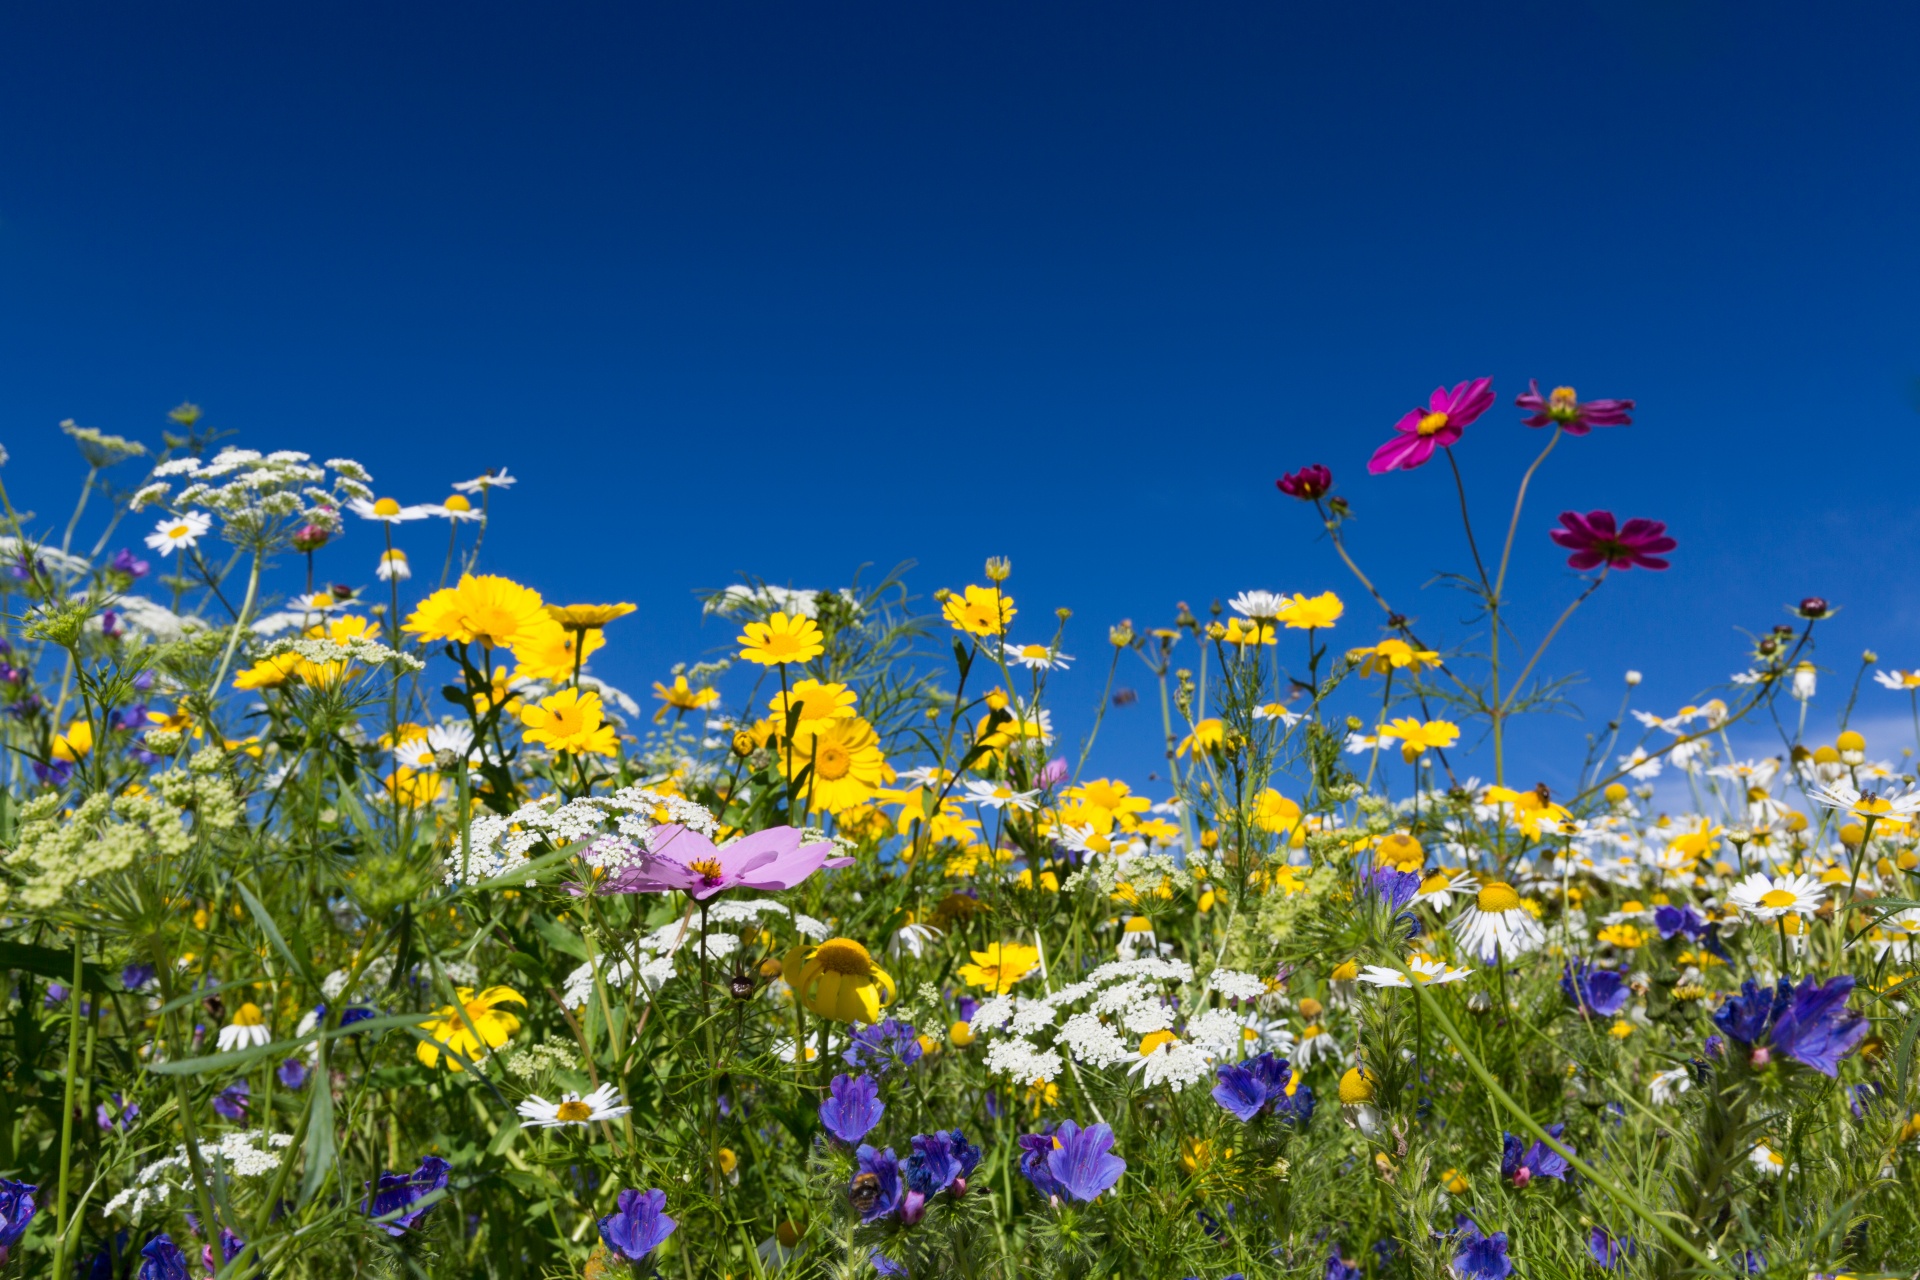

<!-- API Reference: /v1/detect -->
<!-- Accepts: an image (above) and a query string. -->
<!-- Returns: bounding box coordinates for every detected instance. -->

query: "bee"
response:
[848,1171,881,1215]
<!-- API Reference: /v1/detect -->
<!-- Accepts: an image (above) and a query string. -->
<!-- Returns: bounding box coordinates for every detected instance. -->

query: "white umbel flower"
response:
[1448,882,1546,963]
[1726,871,1825,921]
[516,1083,631,1128]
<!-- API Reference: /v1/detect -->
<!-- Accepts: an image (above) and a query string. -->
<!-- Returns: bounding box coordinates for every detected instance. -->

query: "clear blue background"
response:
[4,1,1918,791]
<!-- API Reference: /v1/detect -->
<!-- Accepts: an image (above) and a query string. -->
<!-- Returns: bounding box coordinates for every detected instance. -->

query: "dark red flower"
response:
[1276,465,1332,501]
[1515,381,1634,436]
[1548,511,1675,571]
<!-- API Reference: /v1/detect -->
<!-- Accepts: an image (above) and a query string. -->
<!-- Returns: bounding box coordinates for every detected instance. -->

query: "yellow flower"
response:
[780,715,888,813]
[1222,618,1276,647]
[957,942,1041,994]
[1177,718,1226,758]
[417,985,526,1071]
[1181,1136,1232,1173]
[545,602,636,631]
[1139,1029,1179,1057]
[1378,717,1459,759]
[1254,789,1303,838]
[520,687,621,757]
[768,679,858,739]
[1275,591,1344,630]
[1608,1019,1635,1039]
[737,611,825,665]
[652,675,721,722]
[1346,638,1442,677]
[146,707,202,739]
[51,719,94,761]
[385,767,445,809]
[782,938,897,1024]
[948,1020,975,1047]
[509,619,605,684]
[405,574,552,650]
[1331,959,1359,982]
[1597,923,1644,949]
[1442,1168,1469,1195]
[1338,1065,1376,1104]
[233,651,306,691]
[943,584,1015,637]
[1059,779,1151,833]
[1376,832,1424,872]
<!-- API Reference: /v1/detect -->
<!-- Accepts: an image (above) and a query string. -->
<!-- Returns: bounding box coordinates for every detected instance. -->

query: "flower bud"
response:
[1625,669,1642,685]
[1796,597,1832,619]
[292,524,331,552]
[984,556,1011,583]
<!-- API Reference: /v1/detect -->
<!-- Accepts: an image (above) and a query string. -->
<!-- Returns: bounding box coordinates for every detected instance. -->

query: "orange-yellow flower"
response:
[520,687,620,757]
[1275,591,1344,630]
[653,675,721,723]
[737,612,824,666]
[956,942,1040,994]
[405,574,552,650]
[545,602,636,631]
[943,585,1015,637]
[417,986,525,1071]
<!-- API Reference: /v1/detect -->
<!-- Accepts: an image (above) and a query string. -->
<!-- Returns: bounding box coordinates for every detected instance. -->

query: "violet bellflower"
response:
[137,1233,190,1280]
[1588,1227,1635,1270]
[1515,381,1634,435]
[212,1081,249,1121]
[1043,1120,1126,1203]
[1324,1248,1361,1280]
[1713,975,1869,1076]
[1367,377,1496,474]
[1501,1125,1573,1187]
[1017,1129,1064,1200]
[1652,904,1705,941]
[0,1179,37,1264]
[1452,1217,1514,1280]
[844,1019,922,1075]
[598,1188,676,1263]
[850,1145,904,1222]
[1561,960,1629,1018]
[201,1229,245,1276]
[818,1073,884,1145]
[904,1129,982,1196]
[364,1156,451,1236]
[1211,1052,1314,1126]
[597,823,848,898]
[1548,511,1676,572]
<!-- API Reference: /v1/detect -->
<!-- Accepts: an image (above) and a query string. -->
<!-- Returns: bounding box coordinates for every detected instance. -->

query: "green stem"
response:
[50,936,85,1278]
[208,549,265,717]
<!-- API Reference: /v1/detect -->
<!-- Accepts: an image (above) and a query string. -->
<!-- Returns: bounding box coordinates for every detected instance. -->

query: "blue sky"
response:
[3,2,1918,792]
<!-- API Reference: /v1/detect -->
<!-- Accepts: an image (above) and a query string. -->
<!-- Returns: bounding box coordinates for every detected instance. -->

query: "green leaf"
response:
[0,940,120,993]
[235,880,318,987]
[148,1010,433,1076]
[299,1039,335,1207]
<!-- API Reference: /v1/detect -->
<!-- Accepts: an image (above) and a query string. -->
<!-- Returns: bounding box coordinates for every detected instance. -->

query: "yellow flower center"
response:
[168,524,190,538]
[556,1099,593,1122]
[813,743,851,781]
[444,494,471,512]
[233,1002,265,1026]
[1416,411,1450,436]
[688,857,726,883]
[811,938,877,977]
[373,497,401,516]
[1476,882,1522,913]
[1138,1029,1178,1057]
[1759,888,1798,909]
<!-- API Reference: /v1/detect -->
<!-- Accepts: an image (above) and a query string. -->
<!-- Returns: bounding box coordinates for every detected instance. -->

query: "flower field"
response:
[2,387,1918,1280]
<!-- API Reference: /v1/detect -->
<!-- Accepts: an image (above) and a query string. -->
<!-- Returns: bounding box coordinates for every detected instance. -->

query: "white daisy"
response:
[217,1002,271,1052]
[1726,871,1825,920]
[1875,669,1920,690]
[1002,642,1071,671]
[1291,1023,1342,1067]
[1126,1036,1213,1091]
[887,921,942,960]
[376,548,411,581]
[1253,703,1305,726]
[144,511,212,554]
[1747,1143,1788,1176]
[1648,1066,1692,1105]
[423,496,484,522]
[452,468,516,493]
[346,496,435,523]
[392,736,437,770]
[1344,733,1379,755]
[1357,956,1473,987]
[517,1083,631,1128]
[961,779,1040,811]
[1448,882,1546,963]
[1414,868,1479,911]
[1805,780,1920,825]
[1227,590,1287,620]
[1617,748,1663,781]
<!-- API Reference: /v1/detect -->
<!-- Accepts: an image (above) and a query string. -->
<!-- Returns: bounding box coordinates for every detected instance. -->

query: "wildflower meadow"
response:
[3,385,1918,1280]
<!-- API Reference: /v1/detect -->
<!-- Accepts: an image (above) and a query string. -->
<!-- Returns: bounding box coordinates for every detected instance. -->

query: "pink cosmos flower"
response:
[1275,464,1333,501]
[1367,378,1495,474]
[604,824,850,898]
[1514,381,1634,435]
[1548,511,1676,571]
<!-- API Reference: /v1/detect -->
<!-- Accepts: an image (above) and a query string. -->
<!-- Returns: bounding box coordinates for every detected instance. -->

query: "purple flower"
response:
[43,983,70,1008]
[1368,377,1495,474]
[819,1073,884,1145]
[278,1059,311,1090]
[30,758,72,787]
[1501,1125,1572,1187]
[1017,1130,1063,1199]
[1037,757,1069,789]
[844,1019,923,1075]
[1044,1120,1126,1203]
[212,1081,249,1121]
[1588,1227,1634,1269]
[1365,865,1422,916]
[1561,960,1629,1018]
[1210,1052,1307,1124]
[1653,905,1705,941]
[96,1092,139,1132]
[1549,511,1676,572]
[364,1156,451,1236]
[1453,1218,1514,1280]
[138,1233,189,1280]
[1324,1249,1361,1280]
[110,549,151,579]
[871,1248,908,1276]
[898,1190,926,1225]
[598,1188,676,1262]
[595,824,839,898]
[1712,976,1868,1075]
[202,1229,245,1274]
[851,1145,904,1222]
[1515,382,1634,435]
[0,1179,37,1262]
[1277,464,1333,501]
[904,1130,981,1196]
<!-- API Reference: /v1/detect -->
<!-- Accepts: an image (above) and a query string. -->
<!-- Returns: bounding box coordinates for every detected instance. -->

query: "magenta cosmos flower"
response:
[1515,381,1634,435]
[1549,511,1676,571]
[1367,378,1495,474]
[1275,464,1332,501]
[604,824,849,898]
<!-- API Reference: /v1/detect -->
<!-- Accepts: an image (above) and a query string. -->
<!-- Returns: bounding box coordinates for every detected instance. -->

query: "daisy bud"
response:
[1466,990,1493,1015]
[984,556,1011,583]
[1625,669,1642,685]
[1864,649,1879,664]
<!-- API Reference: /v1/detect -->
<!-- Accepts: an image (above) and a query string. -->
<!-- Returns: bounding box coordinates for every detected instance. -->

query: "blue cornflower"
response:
[843,1018,923,1075]
[851,1145,904,1222]
[820,1073,885,1145]
[363,1156,451,1236]
[1452,1217,1514,1280]
[1324,1247,1361,1280]
[1712,976,1869,1075]
[598,1188,676,1263]
[1044,1120,1127,1203]
[1587,1227,1634,1269]
[1561,960,1629,1017]
[904,1129,982,1195]
[0,1180,37,1264]
[137,1233,190,1280]
[1500,1125,1573,1187]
